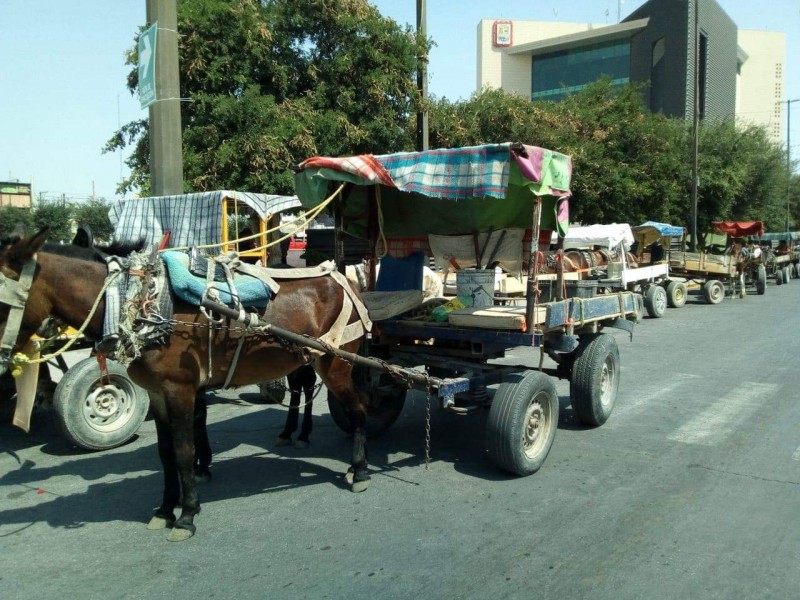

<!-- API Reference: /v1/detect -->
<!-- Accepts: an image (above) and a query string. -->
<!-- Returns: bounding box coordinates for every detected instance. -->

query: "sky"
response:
[0,0,797,202]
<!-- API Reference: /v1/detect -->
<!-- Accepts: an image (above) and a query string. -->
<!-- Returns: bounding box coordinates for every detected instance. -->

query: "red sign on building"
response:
[493,20,513,47]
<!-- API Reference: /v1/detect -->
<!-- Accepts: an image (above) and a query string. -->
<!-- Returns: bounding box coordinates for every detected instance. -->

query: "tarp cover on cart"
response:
[292,143,572,251]
[109,190,301,248]
[711,221,765,238]
[554,223,635,250]
[633,221,685,247]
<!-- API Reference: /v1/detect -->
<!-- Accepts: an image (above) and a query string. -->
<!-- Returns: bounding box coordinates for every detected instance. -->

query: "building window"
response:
[531,38,631,102]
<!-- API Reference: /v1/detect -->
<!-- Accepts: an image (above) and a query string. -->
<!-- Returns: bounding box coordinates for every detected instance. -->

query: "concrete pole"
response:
[689,0,699,251]
[416,0,429,151]
[146,0,184,196]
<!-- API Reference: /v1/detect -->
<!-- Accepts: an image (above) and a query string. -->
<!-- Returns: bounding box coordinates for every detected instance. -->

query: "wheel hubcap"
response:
[523,394,549,458]
[82,381,133,432]
[599,356,615,409]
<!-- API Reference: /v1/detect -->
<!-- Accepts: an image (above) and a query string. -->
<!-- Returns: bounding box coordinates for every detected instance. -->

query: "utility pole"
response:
[146,0,184,196]
[785,99,799,232]
[689,0,699,251]
[416,0,429,151]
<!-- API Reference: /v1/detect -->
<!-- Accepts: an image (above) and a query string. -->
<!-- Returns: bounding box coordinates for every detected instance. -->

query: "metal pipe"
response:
[200,298,446,390]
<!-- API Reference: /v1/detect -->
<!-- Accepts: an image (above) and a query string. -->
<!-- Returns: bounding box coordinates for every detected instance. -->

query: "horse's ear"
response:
[28,227,50,253]
[72,225,93,248]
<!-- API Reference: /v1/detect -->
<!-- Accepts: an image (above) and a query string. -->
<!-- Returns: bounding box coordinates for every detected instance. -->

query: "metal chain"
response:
[423,369,432,470]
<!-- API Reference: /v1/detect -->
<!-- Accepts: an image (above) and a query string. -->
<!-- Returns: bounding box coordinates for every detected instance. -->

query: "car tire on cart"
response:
[756,265,767,295]
[570,333,620,426]
[487,370,558,476]
[327,390,406,438]
[782,266,790,284]
[644,285,668,317]
[666,281,688,308]
[53,357,149,451]
[702,279,725,304]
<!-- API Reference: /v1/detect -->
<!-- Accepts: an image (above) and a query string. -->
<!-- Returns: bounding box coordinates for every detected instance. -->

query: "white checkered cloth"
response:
[108,190,301,249]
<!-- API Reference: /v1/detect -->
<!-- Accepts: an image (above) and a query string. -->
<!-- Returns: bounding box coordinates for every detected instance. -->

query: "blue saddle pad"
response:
[160,251,272,308]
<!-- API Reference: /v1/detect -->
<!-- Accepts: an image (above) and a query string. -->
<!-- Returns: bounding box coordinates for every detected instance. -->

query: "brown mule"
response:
[0,229,371,541]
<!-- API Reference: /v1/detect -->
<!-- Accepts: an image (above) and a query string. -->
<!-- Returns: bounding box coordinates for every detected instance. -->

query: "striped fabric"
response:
[376,143,512,199]
[108,191,300,249]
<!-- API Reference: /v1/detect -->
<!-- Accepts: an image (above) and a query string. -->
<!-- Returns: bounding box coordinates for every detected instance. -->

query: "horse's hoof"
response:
[344,468,355,486]
[146,516,174,530]
[293,439,309,449]
[167,527,195,542]
[274,436,292,447]
[351,478,370,493]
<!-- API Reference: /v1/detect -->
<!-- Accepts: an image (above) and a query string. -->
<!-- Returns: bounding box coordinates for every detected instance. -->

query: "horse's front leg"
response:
[146,391,180,530]
[146,385,201,541]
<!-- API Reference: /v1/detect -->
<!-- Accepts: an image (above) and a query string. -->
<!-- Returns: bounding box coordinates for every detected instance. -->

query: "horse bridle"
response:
[0,258,37,377]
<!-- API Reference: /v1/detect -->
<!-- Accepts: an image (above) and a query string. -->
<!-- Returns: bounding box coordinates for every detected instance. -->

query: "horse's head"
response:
[0,227,50,375]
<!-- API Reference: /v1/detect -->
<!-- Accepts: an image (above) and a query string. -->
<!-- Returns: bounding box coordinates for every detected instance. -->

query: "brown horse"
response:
[0,229,371,541]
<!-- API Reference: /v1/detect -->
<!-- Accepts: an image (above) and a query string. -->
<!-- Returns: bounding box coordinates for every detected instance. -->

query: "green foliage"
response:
[103,1,793,233]
[107,0,427,195]
[73,198,114,242]
[32,201,74,243]
[0,207,35,239]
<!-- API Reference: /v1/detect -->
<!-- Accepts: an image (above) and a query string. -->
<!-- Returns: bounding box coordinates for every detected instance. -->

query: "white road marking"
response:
[792,447,800,461]
[606,372,700,424]
[668,383,780,446]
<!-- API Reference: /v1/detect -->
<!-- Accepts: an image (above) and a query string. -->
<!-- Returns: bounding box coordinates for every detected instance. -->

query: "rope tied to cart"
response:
[164,183,345,255]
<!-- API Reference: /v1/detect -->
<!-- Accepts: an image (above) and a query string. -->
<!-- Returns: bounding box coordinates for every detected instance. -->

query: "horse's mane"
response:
[41,240,147,262]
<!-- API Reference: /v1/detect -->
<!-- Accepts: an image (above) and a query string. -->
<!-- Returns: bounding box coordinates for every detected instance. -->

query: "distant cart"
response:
[558,222,678,318]
[668,221,765,303]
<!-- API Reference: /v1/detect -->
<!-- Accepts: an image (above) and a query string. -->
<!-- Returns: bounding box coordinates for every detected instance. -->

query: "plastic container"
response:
[456,269,496,308]
[537,279,598,303]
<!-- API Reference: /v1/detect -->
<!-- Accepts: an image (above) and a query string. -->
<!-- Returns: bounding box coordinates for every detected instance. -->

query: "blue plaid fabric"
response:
[376,143,512,199]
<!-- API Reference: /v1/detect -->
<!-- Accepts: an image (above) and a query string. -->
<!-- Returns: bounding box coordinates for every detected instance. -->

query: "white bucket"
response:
[456,269,496,308]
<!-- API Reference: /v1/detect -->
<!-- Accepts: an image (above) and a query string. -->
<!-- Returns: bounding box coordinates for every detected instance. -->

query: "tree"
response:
[105,0,428,196]
[73,198,114,242]
[32,201,73,243]
[0,207,35,239]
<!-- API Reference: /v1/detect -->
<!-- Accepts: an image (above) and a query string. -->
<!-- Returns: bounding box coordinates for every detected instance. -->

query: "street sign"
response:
[138,22,157,109]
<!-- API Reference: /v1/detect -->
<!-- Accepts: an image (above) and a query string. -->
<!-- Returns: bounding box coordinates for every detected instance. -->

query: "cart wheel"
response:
[487,371,558,476]
[666,281,688,308]
[702,280,725,304]
[53,357,149,451]
[756,265,767,295]
[570,333,620,426]
[775,271,783,285]
[256,377,287,404]
[327,391,406,438]
[782,266,790,284]
[644,285,667,318]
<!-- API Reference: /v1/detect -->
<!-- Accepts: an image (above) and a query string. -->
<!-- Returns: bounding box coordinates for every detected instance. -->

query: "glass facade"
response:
[531,39,631,102]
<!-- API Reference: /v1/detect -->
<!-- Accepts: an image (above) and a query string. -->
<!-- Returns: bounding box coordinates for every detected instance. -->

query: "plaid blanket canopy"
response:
[294,143,573,245]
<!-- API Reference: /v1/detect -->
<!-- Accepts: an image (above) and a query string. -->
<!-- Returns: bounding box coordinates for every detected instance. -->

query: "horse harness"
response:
[0,258,37,377]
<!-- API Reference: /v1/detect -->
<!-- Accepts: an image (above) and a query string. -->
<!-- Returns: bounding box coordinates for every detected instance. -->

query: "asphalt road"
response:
[1,281,799,600]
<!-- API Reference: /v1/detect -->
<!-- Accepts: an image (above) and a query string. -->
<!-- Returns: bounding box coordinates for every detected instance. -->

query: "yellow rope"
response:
[166,183,345,254]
